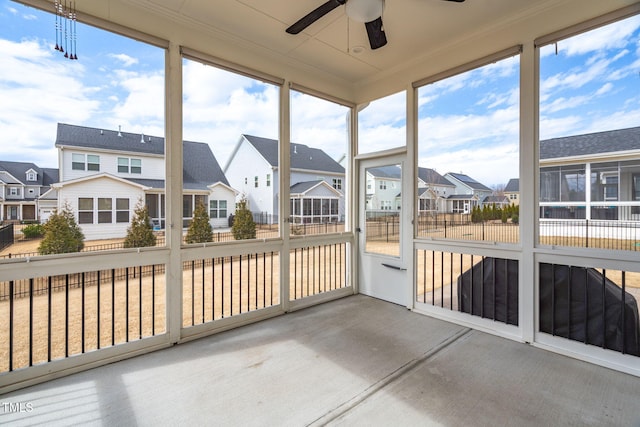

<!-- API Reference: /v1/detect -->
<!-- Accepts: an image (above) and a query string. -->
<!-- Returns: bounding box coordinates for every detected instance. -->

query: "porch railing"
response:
[0,265,166,373]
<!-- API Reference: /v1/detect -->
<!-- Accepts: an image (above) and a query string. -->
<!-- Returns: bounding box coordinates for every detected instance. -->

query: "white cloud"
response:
[109,53,139,67]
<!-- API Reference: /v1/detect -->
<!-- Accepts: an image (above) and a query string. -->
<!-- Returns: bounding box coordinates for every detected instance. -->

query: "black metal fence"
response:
[417,219,640,250]
[0,223,13,251]
[290,242,348,300]
[415,250,519,326]
[0,264,166,372]
[540,220,640,251]
[183,253,279,327]
[539,263,639,357]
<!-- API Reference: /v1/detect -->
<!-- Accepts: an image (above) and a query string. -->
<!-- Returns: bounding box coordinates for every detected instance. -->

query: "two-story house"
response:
[53,123,236,240]
[224,135,345,224]
[504,178,520,206]
[0,161,59,223]
[443,172,493,214]
[417,167,456,216]
[365,165,402,212]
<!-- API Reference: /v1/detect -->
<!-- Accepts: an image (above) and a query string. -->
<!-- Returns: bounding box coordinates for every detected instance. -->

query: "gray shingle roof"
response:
[446,172,492,192]
[0,161,55,186]
[290,180,323,193]
[242,134,344,174]
[504,178,519,192]
[367,165,401,179]
[540,126,640,159]
[56,123,228,187]
[483,195,509,204]
[418,167,453,186]
[56,123,164,155]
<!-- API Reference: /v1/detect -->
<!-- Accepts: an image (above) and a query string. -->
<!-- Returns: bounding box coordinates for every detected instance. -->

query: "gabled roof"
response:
[0,161,57,186]
[241,134,344,174]
[56,123,229,188]
[447,194,477,200]
[52,173,151,190]
[540,126,640,159]
[445,172,492,192]
[483,195,509,204]
[367,165,401,179]
[418,167,453,186]
[290,180,342,197]
[504,178,519,192]
[0,170,21,185]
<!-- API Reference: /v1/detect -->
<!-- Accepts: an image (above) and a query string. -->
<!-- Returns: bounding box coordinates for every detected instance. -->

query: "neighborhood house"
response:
[52,123,237,240]
[223,134,345,224]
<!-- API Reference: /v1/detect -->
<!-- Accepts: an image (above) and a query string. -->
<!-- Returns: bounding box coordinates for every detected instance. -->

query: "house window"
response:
[98,198,112,223]
[72,153,85,170]
[87,155,100,171]
[266,174,271,187]
[209,200,227,218]
[116,198,129,223]
[254,176,259,188]
[9,187,18,196]
[78,198,94,224]
[118,157,141,174]
[131,158,142,174]
[379,181,387,190]
[245,177,248,185]
[118,157,129,173]
[333,178,342,190]
[26,171,37,181]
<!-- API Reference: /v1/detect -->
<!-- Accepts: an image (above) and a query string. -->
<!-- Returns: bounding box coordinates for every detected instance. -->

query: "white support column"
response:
[165,43,184,344]
[520,41,537,344]
[280,83,291,311]
[349,106,359,295]
[405,84,417,310]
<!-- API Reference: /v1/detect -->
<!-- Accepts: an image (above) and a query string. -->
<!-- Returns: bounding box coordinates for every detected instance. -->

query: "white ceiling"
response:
[47,0,640,101]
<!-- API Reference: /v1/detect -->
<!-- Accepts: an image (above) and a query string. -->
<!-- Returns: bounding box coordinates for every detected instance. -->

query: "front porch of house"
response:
[2,295,639,426]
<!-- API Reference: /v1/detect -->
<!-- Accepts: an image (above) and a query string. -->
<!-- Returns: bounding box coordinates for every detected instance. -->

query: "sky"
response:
[1,1,640,188]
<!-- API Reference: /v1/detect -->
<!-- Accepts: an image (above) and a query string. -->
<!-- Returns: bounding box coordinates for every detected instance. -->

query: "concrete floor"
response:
[1,295,640,426]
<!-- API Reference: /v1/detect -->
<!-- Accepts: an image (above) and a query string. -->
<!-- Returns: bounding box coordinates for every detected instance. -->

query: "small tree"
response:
[124,199,157,248]
[232,198,256,240]
[38,203,84,255]
[185,201,213,244]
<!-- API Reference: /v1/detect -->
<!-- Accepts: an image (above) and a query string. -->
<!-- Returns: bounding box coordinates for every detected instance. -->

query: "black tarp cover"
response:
[539,263,640,357]
[457,257,519,326]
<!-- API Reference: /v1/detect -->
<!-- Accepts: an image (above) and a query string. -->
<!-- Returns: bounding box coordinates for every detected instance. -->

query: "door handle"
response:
[382,263,406,271]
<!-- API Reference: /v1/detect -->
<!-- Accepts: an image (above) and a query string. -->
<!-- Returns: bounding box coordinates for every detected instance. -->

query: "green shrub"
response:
[232,198,256,240]
[124,200,157,248]
[38,204,84,255]
[511,214,519,224]
[22,223,44,238]
[501,209,508,223]
[185,201,213,244]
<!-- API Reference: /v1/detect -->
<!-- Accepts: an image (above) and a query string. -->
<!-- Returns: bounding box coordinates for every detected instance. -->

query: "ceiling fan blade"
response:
[286,0,346,35]
[442,0,466,2]
[364,17,387,50]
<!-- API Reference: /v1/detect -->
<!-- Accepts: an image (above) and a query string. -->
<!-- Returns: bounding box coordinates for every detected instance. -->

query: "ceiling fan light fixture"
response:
[345,0,384,23]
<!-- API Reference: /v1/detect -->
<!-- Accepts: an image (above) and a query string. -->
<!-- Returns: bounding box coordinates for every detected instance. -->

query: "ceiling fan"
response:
[286,0,466,50]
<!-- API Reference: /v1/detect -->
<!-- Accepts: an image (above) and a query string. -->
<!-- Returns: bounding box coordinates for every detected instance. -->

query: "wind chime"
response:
[54,0,78,60]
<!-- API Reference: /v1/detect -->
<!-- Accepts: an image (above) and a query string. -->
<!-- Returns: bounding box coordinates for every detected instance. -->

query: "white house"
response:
[0,161,58,223]
[365,165,402,212]
[223,135,345,224]
[443,172,493,214]
[417,167,456,216]
[54,123,237,240]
